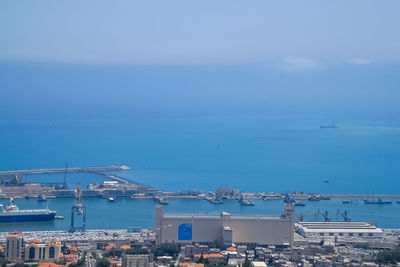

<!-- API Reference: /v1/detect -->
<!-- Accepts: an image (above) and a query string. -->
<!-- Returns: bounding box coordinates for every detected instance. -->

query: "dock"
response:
[0,165,130,177]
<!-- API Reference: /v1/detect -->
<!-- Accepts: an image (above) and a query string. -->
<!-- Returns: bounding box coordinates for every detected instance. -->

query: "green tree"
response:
[97,257,110,267]
[375,246,400,264]
[243,259,251,267]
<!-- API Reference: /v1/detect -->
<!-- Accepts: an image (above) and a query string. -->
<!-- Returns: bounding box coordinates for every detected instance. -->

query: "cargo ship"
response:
[0,200,56,222]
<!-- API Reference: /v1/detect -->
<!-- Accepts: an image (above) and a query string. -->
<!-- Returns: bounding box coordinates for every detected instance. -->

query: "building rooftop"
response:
[297,222,383,233]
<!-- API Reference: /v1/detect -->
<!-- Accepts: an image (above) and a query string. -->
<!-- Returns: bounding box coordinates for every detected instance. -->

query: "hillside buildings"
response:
[4,232,61,262]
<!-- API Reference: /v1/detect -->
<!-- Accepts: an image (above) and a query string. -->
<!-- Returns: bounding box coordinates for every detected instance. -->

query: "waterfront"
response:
[1,197,400,232]
[1,117,400,232]
[1,117,400,195]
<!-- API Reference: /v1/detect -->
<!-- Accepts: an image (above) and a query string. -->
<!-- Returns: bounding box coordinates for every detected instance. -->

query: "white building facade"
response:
[155,204,294,246]
[296,222,384,239]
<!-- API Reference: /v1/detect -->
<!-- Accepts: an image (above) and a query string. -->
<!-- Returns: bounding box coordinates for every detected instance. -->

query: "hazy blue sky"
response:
[1,0,400,65]
[0,1,399,120]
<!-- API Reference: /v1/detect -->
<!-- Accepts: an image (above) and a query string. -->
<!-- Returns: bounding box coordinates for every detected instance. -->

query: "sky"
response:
[0,1,399,120]
[1,0,400,65]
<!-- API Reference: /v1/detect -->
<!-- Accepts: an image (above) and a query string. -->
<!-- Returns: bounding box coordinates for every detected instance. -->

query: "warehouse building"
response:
[296,222,384,239]
[155,203,294,246]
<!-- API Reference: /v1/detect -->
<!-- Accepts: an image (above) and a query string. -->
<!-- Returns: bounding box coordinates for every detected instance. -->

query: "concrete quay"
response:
[322,194,400,198]
[0,165,130,176]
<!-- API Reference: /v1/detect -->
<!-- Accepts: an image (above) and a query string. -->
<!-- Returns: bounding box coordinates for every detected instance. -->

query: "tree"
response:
[212,239,225,250]
[243,259,251,267]
[375,246,400,264]
[97,257,110,267]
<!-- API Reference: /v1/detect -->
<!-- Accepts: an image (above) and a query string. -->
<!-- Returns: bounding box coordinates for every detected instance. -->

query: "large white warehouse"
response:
[155,204,294,246]
[296,222,384,239]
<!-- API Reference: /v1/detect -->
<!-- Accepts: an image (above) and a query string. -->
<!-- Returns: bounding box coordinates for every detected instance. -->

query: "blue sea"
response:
[0,116,400,230]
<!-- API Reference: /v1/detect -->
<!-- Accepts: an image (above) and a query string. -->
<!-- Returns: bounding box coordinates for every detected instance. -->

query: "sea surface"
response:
[0,116,400,230]
[1,197,400,231]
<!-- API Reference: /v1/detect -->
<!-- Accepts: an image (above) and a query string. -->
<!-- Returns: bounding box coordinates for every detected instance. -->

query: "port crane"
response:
[335,208,351,222]
[340,210,351,222]
[296,212,317,222]
[70,183,86,232]
[317,209,331,222]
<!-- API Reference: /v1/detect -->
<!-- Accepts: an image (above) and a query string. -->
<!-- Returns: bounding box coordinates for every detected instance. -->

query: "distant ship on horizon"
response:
[320,122,339,129]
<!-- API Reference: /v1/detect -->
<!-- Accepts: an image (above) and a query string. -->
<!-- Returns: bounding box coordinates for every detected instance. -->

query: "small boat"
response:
[205,196,223,204]
[55,215,64,219]
[107,196,116,202]
[154,196,169,205]
[364,199,392,205]
[239,197,255,206]
[38,195,47,202]
[294,200,306,207]
[343,200,356,204]
[308,195,320,201]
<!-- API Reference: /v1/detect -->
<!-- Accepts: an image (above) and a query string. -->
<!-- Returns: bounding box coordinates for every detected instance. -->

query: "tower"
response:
[155,205,163,245]
[70,183,86,232]
[5,232,24,262]
[284,202,294,246]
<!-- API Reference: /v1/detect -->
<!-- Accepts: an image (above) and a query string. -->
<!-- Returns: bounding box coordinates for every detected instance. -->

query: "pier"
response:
[0,165,135,185]
[0,165,130,177]
[0,165,159,198]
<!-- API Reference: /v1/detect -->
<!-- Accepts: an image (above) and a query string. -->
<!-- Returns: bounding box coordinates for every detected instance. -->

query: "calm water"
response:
[0,116,399,230]
[1,197,400,231]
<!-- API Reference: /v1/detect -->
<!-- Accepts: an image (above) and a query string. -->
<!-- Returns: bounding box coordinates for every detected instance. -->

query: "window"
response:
[358,233,363,237]
[42,248,46,259]
[329,233,334,236]
[319,233,324,236]
[39,248,41,259]
[339,233,343,236]
[349,233,353,237]
[368,233,373,237]
[49,247,55,258]
[29,247,35,259]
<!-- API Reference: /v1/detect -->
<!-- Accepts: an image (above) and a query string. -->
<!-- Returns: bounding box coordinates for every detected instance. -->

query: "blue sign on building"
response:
[178,223,192,240]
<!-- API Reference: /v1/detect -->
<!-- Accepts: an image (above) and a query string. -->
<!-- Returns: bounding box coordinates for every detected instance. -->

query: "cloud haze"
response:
[279,57,320,71]
[0,0,400,65]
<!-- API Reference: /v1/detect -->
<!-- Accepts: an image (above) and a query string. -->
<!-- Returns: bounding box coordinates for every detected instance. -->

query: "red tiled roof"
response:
[38,262,63,267]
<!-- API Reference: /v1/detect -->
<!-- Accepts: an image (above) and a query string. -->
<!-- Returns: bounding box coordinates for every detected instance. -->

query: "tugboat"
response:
[38,195,47,202]
[154,196,169,205]
[293,200,306,207]
[239,195,255,206]
[0,198,56,222]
